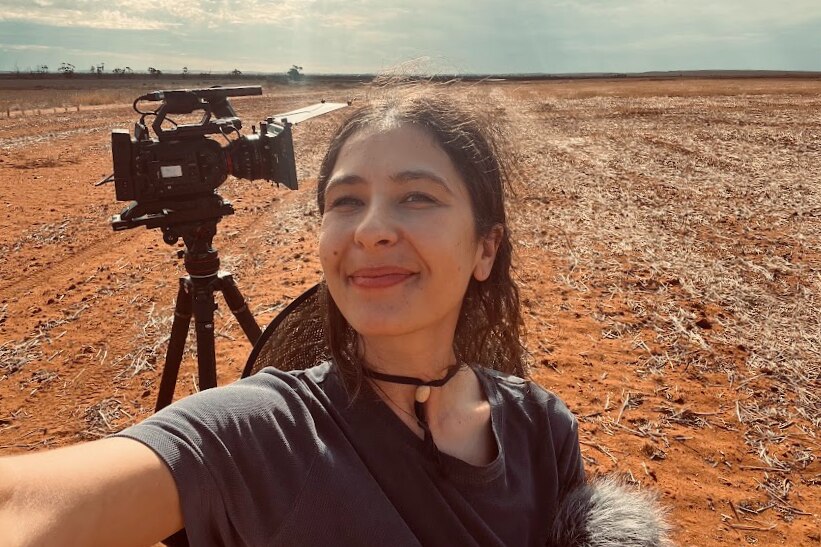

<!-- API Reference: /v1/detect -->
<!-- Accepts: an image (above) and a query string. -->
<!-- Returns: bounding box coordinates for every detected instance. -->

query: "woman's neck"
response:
[364,360,491,465]
[359,332,480,430]
[360,332,457,380]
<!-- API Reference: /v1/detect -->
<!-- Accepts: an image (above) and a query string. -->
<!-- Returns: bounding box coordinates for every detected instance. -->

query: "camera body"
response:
[111,122,296,203]
[110,86,297,227]
[111,130,227,202]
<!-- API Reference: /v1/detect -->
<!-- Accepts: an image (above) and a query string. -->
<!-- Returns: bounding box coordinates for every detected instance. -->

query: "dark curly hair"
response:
[316,84,527,394]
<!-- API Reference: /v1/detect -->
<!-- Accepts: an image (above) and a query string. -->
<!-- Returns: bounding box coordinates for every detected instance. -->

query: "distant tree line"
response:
[11,62,306,81]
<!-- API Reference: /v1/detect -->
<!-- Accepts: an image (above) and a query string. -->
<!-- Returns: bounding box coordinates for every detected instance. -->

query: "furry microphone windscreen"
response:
[547,476,674,547]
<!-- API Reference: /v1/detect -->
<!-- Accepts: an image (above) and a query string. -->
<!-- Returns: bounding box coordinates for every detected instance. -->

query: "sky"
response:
[0,0,819,75]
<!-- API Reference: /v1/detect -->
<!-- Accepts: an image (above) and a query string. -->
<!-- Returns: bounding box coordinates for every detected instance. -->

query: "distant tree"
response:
[287,65,303,80]
[182,66,189,77]
[148,67,162,77]
[96,62,105,75]
[59,62,76,78]
[112,67,125,75]
[37,65,49,74]
[90,65,96,74]
[230,68,242,77]
[124,66,133,76]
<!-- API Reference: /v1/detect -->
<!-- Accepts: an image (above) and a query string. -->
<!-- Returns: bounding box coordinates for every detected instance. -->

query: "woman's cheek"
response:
[318,227,343,273]
[318,228,333,270]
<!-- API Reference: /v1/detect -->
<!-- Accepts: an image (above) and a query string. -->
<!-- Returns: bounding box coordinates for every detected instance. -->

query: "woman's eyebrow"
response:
[325,170,453,194]
[391,170,453,194]
[324,174,365,193]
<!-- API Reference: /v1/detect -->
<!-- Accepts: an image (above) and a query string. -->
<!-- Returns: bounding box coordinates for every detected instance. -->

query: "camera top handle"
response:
[136,86,263,142]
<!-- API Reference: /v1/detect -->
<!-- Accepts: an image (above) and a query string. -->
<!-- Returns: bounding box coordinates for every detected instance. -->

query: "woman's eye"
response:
[328,196,362,209]
[402,192,437,204]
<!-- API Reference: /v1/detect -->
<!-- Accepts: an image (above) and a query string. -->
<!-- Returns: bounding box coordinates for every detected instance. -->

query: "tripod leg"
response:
[156,278,193,412]
[218,273,262,344]
[192,279,218,391]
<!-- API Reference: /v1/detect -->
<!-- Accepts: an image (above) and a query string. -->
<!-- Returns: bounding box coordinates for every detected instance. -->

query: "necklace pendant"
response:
[415,385,431,403]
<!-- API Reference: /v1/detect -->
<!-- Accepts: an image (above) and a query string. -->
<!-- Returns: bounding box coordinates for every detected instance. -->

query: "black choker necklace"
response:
[363,365,462,465]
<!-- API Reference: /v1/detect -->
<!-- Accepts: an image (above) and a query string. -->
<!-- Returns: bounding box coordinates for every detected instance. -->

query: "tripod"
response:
[154,219,261,411]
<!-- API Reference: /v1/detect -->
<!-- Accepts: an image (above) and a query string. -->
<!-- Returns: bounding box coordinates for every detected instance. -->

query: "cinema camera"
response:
[102,85,348,410]
[108,85,345,239]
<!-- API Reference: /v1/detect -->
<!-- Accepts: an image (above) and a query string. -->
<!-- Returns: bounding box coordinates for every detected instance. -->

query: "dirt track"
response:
[0,78,819,545]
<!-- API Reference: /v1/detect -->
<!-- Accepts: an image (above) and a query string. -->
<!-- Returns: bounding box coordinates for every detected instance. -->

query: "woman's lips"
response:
[349,267,416,289]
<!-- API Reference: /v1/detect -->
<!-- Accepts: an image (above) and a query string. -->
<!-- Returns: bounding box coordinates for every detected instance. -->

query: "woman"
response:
[0,87,662,546]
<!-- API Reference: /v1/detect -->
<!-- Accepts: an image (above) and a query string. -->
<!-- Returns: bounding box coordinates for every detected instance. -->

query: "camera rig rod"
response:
[141,86,262,142]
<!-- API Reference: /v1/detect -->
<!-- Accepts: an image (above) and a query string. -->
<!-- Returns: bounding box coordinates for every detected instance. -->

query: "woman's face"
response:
[319,124,499,341]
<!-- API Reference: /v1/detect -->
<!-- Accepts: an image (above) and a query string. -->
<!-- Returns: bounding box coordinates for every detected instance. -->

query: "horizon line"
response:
[1,69,821,80]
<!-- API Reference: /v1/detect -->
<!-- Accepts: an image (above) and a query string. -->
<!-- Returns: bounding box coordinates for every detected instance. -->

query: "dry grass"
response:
[111,293,242,381]
[0,220,74,253]
[493,81,820,521]
[508,77,821,99]
[110,297,193,380]
[0,76,323,115]
[0,77,818,544]
[81,397,130,439]
[0,78,196,112]
[0,338,44,376]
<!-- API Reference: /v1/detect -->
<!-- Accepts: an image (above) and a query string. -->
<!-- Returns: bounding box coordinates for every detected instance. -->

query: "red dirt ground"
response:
[0,78,818,545]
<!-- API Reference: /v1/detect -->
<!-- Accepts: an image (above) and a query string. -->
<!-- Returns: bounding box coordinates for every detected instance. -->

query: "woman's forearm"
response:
[0,437,183,547]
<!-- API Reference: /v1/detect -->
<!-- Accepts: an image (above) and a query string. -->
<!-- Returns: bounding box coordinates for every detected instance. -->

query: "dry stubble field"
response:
[0,77,819,545]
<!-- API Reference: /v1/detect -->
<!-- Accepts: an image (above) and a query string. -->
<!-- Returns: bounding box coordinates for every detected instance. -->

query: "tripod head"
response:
[112,194,235,245]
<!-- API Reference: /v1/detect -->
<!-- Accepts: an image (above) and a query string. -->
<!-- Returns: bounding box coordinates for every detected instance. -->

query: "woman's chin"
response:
[348,319,410,339]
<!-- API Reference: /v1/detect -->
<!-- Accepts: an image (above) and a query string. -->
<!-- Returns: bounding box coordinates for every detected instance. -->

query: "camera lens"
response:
[227,135,266,181]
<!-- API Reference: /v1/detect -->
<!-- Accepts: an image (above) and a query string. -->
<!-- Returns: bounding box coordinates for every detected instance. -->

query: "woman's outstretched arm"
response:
[0,437,183,547]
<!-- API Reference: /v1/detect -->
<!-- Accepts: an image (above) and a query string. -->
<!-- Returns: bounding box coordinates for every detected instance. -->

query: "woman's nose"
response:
[354,201,398,248]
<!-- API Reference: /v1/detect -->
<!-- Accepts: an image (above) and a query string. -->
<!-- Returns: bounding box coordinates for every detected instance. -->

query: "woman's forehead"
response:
[333,124,459,176]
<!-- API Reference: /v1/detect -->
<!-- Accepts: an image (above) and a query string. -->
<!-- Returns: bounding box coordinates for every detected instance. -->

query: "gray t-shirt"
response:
[115,362,584,546]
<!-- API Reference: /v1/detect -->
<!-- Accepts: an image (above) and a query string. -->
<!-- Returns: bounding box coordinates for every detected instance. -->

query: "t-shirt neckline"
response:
[356,365,506,486]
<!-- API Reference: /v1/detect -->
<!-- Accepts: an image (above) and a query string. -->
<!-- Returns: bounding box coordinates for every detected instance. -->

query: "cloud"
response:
[0,42,52,51]
[564,31,769,54]
[0,3,175,29]
[0,0,819,73]
[0,0,312,30]
[0,0,510,33]
[571,0,821,29]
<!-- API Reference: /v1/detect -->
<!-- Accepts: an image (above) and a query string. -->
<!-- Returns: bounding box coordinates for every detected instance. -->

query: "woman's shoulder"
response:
[474,365,578,426]
[250,361,336,388]
[221,361,341,409]
[115,363,342,469]
[136,362,340,431]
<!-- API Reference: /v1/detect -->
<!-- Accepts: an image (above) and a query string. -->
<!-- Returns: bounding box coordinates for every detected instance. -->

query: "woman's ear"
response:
[473,224,504,282]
